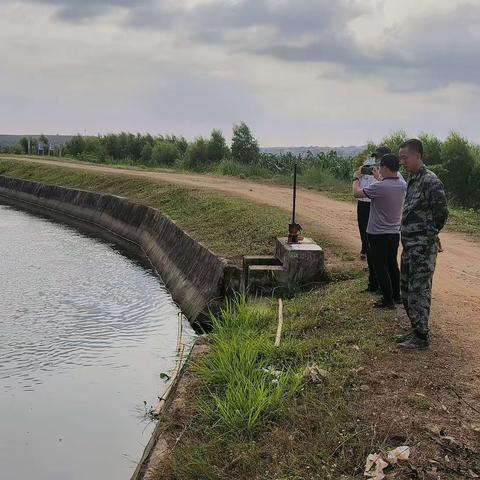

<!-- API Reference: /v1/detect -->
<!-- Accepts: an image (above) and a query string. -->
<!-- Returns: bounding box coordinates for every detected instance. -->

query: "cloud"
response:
[20,0,480,92]
[3,0,480,144]
[26,0,147,20]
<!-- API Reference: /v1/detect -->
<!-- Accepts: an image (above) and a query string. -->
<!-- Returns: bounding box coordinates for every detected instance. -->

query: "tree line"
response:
[365,130,480,210]
[2,125,479,209]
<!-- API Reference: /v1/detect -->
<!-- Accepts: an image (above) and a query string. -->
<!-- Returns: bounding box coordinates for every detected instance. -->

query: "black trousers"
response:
[357,201,370,255]
[367,233,400,305]
[357,202,378,290]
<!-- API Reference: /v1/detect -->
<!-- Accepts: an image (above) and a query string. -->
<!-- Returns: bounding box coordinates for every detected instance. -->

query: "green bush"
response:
[380,130,408,154]
[419,132,442,165]
[186,137,210,169]
[427,163,449,184]
[151,140,180,166]
[140,143,153,165]
[441,133,478,208]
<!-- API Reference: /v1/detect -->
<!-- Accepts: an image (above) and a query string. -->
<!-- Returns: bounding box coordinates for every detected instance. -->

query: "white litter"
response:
[364,453,388,479]
[364,446,410,479]
[387,446,410,464]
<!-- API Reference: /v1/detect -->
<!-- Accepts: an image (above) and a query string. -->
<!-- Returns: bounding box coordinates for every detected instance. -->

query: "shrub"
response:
[441,132,477,207]
[419,133,442,165]
[140,143,153,165]
[214,158,272,178]
[186,137,210,169]
[151,140,180,166]
[66,134,86,157]
[380,130,408,154]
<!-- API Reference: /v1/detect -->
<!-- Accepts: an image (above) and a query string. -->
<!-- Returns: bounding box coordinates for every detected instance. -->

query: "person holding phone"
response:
[356,146,391,293]
[353,152,407,309]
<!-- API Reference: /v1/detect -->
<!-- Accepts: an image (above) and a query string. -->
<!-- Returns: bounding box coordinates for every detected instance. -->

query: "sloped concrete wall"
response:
[0,175,240,324]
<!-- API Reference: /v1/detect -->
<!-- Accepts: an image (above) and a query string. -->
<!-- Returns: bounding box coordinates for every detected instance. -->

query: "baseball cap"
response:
[370,145,392,159]
[379,153,400,171]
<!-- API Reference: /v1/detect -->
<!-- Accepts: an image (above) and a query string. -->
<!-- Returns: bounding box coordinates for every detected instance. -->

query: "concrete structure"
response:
[244,237,324,292]
[0,175,241,326]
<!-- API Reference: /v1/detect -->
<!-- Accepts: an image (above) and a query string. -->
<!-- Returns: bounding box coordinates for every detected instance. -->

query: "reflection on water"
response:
[0,204,191,480]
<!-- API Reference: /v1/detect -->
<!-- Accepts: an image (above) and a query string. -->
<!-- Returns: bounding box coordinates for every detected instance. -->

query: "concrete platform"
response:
[244,237,324,292]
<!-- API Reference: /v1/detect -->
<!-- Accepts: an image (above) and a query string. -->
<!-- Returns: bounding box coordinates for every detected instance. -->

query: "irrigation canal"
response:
[0,203,192,479]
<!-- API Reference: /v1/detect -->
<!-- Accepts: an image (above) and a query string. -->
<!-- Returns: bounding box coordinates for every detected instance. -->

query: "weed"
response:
[407,395,432,411]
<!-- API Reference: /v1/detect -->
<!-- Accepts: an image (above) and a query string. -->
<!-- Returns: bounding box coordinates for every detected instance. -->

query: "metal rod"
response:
[292,163,297,224]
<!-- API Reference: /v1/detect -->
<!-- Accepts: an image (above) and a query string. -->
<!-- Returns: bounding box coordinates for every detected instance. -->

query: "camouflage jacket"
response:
[401,166,449,245]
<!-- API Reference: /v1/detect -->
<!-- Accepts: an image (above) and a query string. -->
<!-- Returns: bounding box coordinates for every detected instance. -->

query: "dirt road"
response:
[4,156,480,377]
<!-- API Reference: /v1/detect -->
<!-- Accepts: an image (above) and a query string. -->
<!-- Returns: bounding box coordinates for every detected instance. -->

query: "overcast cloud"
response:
[1,0,479,145]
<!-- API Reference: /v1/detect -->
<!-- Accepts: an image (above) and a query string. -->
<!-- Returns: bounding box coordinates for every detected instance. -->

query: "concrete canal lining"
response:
[0,175,240,324]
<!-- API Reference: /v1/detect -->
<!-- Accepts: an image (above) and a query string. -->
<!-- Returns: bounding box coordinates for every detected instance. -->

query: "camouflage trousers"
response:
[400,241,439,336]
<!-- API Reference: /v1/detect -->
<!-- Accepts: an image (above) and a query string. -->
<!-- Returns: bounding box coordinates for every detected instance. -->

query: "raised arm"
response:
[352,168,367,199]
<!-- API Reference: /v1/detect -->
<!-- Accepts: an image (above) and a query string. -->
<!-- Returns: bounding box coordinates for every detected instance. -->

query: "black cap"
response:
[379,153,400,171]
[370,145,392,159]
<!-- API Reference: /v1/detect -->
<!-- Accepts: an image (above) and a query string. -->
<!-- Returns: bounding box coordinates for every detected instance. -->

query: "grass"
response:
[407,395,432,412]
[195,297,303,437]
[213,158,351,196]
[446,206,480,236]
[160,280,400,480]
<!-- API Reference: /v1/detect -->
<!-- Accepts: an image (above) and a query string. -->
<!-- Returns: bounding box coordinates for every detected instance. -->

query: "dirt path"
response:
[4,156,480,378]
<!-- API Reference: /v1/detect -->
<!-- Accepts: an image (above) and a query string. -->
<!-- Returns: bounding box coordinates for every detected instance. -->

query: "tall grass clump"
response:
[195,296,303,437]
[213,158,273,179]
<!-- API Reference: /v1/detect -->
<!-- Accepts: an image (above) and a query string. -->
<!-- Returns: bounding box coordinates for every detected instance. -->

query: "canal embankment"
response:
[0,171,240,324]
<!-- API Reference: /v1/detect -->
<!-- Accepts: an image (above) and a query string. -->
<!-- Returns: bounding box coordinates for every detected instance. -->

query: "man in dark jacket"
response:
[397,139,449,349]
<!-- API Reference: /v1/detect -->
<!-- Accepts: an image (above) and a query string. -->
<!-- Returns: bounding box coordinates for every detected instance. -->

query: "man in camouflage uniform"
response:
[397,139,449,349]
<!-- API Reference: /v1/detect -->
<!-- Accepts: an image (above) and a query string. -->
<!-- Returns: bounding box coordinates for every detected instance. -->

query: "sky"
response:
[1,0,479,146]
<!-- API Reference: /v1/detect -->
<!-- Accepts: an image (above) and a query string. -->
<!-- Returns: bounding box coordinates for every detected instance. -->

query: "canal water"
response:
[0,204,192,479]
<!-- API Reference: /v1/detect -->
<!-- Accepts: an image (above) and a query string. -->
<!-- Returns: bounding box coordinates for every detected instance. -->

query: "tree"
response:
[231,122,259,164]
[19,137,29,154]
[419,133,442,165]
[151,140,180,166]
[39,134,49,151]
[140,143,153,165]
[165,135,189,155]
[380,130,408,155]
[186,137,210,168]
[208,129,229,164]
[39,134,48,145]
[441,132,476,207]
[65,134,85,157]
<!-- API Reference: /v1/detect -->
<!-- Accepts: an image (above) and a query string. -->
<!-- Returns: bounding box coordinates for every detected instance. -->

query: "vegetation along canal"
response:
[0,203,192,479]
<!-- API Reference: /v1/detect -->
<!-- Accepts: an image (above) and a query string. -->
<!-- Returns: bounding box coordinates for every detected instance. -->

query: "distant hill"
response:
[0,134,73,148]
[261,145,365,157]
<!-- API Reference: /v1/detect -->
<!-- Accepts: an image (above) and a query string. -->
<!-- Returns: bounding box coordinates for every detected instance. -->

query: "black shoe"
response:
[374,299,396,310]
[363,286,379,293]
[393,297,403,305]
[398,334,430,350]
[395,331,414,343]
